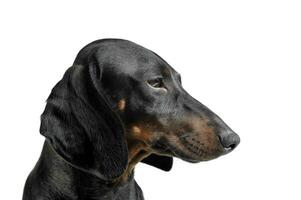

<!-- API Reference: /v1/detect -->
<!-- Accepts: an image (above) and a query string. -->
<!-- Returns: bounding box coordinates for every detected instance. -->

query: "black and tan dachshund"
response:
[23,39,240,200]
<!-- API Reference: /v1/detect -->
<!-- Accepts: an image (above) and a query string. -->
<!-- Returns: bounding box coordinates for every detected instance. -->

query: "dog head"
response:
[40,39,240,181]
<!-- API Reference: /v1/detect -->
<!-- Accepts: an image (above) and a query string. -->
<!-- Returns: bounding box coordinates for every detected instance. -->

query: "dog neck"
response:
[29,141,146,200]
[40,141,115,196]
[38,139,148,196]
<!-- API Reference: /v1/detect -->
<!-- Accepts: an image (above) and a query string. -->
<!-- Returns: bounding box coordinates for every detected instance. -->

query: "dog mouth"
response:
[168,145,200,163]
[152,144,200,163]
[150,137,224,163]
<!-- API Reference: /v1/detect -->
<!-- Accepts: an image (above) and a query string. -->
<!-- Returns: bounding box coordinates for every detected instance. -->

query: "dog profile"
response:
[23,39,240,200]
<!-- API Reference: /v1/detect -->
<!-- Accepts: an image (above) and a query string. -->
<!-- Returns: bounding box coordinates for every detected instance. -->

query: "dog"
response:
[23,39,240,200]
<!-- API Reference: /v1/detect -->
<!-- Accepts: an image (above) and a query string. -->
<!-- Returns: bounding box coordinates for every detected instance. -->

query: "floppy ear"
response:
[141,154,173,171]
[40,59,128,180]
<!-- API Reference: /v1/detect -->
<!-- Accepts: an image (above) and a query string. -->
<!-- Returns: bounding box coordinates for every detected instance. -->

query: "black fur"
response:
[23,39,239,200]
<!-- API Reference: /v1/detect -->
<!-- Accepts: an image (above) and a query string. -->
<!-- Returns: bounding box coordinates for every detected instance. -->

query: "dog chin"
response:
[178,151,224,163]
[179,157,200,163]
[179,155,218,163]
[152,143,222,163]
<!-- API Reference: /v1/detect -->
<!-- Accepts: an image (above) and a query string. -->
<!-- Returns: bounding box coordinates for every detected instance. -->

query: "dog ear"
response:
[40,58,128,181]
[141,154,173,171]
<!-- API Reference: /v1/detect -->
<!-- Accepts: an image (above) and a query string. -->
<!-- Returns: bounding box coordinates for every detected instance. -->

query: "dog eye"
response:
[147,78,165,89]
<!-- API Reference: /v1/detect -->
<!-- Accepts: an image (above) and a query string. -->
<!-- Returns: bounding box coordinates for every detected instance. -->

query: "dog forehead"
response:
[95,41,166,75]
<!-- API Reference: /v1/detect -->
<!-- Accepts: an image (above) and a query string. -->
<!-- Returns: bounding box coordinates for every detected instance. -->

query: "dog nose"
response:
[219,132,240,151]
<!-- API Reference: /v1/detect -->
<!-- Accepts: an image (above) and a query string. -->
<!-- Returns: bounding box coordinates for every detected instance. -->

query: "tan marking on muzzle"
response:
[161,116,224,161]
[182,117,224,158]
[190,117,220,146]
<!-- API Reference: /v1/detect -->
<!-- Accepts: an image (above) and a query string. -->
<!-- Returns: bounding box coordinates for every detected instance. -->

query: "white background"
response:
[0,1,300,199]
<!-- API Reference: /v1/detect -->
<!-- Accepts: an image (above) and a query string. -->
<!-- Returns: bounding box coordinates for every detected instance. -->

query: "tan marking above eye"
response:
[118,99,126,111]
